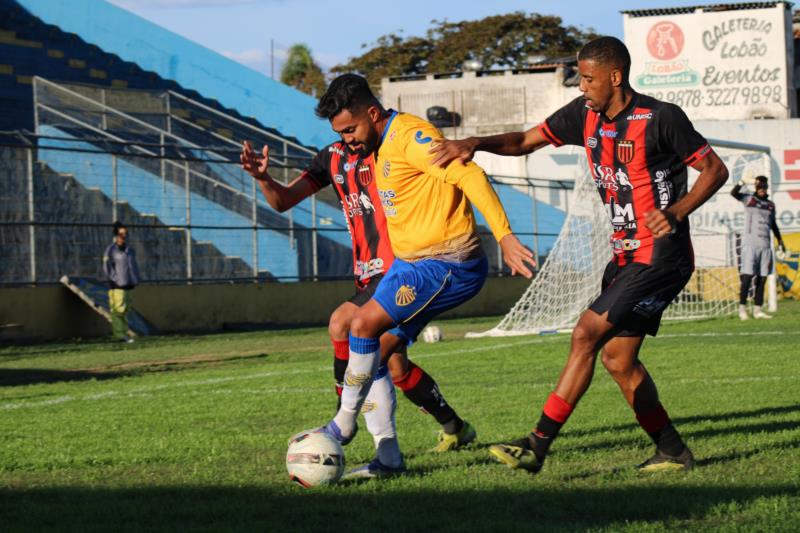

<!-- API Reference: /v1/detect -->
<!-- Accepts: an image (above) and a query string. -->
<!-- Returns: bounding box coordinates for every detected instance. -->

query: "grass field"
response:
[1,301,799,532]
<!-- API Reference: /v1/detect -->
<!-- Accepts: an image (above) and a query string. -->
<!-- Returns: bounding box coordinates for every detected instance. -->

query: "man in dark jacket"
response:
[103,221,140,342]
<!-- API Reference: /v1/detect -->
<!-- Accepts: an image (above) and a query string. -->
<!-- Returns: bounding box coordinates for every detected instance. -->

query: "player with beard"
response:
[430,36,729,473]
[313,74,535,471]
[241,140,476,478]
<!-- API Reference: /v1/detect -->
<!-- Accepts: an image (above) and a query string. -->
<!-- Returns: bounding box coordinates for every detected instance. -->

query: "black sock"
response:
[740,274,753,304]
[333,356,348,411]
[754,276,766,306]
[395,362,463,434]
[648,423,686,457]
[529,413,564,461]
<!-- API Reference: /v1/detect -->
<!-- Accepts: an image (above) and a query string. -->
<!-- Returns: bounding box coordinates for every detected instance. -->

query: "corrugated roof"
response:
[621,1,793,17]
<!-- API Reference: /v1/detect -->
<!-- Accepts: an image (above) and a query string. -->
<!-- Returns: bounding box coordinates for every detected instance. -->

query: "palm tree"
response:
[280,44,326,97]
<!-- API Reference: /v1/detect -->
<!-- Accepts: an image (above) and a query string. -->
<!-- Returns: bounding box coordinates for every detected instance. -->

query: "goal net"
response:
[469,140,771,337]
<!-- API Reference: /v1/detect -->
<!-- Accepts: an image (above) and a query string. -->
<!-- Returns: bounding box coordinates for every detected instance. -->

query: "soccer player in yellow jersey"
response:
[314,75,536,472]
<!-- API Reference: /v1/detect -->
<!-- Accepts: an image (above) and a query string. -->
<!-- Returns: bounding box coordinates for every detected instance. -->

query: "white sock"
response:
[739,304,747,312]
[754,305,763,314]
[333,334,380,438]
[363,367,402,468]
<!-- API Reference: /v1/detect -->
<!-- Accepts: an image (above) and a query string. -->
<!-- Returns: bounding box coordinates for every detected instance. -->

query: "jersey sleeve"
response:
[539,97,587,147]
[658,103,711,166]
[299,148,332,192]
[401,122,512,242]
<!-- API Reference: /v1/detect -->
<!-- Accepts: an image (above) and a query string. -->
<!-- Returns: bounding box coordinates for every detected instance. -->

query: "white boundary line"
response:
[1,330,796,411]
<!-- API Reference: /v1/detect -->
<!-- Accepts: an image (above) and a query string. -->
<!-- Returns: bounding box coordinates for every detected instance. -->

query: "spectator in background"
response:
[731,176,785,320]
[103,221,140,342]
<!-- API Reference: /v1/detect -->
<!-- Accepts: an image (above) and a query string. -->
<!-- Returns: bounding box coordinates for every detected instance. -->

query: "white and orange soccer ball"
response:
[421,325,442,343]
[286,430,345,488]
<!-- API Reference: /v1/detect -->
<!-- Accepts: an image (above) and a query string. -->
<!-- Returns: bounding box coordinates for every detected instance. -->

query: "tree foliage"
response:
[332,12,597,89]
[280,44,327,97]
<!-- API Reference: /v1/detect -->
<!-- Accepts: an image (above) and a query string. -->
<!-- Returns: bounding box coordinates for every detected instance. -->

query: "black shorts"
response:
[589,261,693,337]
[347,275,384,307]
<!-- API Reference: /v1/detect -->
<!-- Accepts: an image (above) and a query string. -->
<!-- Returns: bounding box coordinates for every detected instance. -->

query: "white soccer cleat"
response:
[753,308,773,319]
[738,308,749,321]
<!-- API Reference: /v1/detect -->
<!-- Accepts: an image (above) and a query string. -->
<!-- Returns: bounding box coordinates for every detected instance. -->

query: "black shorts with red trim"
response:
[589,261,692,337]
[348,275,384,307]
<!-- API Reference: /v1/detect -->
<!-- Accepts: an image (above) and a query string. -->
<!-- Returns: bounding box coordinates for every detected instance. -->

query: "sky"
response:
[106,0,708,75]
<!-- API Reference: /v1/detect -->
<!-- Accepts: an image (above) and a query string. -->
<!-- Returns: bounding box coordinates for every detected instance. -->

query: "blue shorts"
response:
[373,255,488,344]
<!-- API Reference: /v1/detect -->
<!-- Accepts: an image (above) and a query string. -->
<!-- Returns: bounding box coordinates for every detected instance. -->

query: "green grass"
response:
[1,302,799,532]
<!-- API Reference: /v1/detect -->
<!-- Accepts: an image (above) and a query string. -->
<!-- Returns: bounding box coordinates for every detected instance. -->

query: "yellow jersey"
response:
[375,111,512,261]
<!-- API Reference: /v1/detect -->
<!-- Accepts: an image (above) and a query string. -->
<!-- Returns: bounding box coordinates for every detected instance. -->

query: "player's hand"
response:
[645,208,679,239]
[240,140,270,180]
[429,137,478,168]
[499,234,536,279]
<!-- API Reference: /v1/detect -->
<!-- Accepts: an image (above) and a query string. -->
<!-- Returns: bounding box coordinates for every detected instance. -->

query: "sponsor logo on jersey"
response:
[592,164,633,191]
[389,130,397,142]
[587,137,598,148]
[395,284,417,306]
[616,140,635,163]
[414,130,433,144]
[361,401,377,413]
[606,197,637,230]
[383,160,391,177]
[333,174,344,184]
[344,162,354,172]
[356,258,385,280]
[379,189,397,215]
[612,238,641,254]
[359,191,375,211]
[328,145,345,156]
[357,164,373,186]
[599,128,618,138]
[655,168,671,180]
[626,112,653,121]
[656,180,672,208]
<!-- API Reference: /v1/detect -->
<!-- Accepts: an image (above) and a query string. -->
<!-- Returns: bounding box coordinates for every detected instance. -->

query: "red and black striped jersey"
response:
[300,142,394,288]
[539,92,711,267]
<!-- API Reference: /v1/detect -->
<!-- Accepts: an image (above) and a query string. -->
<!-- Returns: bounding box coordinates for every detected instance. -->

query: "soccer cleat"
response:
[321,420,358,446]
[753,309,772,319]
[341,458,407,480]
[431,421,477,452]
[488,436,544,473]
[738,308,749,321]
[637,446,695,472]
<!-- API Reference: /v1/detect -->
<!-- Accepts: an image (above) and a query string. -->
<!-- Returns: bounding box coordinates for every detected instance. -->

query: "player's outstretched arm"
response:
[430,127,549,168]
[730,180,745,201]
[499,234,536,279]
[645,150,729,238]
[240,140,315,212]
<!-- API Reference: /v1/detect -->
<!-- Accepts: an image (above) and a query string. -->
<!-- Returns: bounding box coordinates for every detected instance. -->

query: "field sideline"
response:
[1,301,799,532]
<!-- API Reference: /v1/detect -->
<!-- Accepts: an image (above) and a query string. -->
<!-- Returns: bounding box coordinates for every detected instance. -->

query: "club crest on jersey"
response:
[357,165,373,186]
[395,285,417,306]
[383,161,391,177]
[616,140,635,164]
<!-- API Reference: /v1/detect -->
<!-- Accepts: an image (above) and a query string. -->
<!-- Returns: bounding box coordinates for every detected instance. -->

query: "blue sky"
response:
[107,0,706,75]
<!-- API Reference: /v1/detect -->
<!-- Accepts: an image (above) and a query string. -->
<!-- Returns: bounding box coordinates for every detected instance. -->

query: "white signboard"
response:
[624,4,795,120]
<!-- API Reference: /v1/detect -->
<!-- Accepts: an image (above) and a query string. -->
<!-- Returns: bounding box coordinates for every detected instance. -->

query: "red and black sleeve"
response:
[299,147,333,192]
[658,104,711,166]
[539,96,588,147]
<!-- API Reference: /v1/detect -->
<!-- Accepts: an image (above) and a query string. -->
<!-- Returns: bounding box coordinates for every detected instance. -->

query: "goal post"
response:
[468,139,772,338]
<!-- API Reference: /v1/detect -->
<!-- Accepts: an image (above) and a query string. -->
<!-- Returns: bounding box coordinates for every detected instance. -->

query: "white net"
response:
[469,141,770,337]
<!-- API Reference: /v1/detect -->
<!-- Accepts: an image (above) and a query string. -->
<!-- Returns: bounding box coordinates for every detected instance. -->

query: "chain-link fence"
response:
[0,132,572,286]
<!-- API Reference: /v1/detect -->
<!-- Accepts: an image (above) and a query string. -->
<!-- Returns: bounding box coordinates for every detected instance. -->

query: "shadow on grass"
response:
[559,403,800,440]
[0,484,795,532]
[0,368,127,387]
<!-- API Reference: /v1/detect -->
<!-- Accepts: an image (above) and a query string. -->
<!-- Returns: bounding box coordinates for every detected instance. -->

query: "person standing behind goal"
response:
[103,221,140,343]
[731,176,785,320]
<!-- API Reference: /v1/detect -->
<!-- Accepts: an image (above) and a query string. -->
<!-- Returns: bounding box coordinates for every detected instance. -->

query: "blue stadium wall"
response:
[2,0,335,148]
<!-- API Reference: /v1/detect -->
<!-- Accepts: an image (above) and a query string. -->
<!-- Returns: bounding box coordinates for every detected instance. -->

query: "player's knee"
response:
[328,311,350,339]
[571,323,599,352]
[350,312,378,339]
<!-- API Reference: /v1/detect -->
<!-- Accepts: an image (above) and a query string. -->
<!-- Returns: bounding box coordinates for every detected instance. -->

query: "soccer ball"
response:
[286,430,345,488]
[421,325,442,343]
